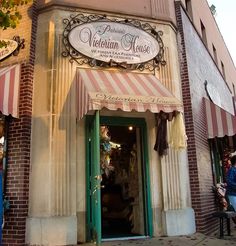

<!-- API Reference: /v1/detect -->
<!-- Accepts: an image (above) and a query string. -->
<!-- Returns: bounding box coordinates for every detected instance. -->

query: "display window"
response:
[209,136,236,184]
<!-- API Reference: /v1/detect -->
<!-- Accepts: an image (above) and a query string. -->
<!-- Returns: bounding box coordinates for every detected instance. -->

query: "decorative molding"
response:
[12,36,25,56]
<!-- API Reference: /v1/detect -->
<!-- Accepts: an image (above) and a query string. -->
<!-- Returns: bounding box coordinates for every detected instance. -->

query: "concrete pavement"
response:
[82,228,236,246]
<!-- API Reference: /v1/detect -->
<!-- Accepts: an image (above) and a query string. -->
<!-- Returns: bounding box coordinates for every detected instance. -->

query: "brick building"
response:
[176,0,236,234]
[0,2,37,245]
[0,0,235,245]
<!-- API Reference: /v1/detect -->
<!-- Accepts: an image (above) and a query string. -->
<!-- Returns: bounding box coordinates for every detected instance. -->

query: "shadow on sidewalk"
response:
[80,229,236,246]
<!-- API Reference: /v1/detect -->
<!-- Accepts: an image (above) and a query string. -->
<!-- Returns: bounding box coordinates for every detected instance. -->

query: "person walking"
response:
[226,155,236,212]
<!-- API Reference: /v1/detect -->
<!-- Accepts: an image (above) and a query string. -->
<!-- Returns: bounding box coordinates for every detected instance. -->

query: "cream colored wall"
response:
[27,8,79,245]
[29,10,78,217]
[180,0,236,94]
[37,0,177,24]
[27,6,193,245]
[157,27,182,99]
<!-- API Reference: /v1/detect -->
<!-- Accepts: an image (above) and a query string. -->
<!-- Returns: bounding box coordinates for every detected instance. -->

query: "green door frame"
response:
[86,111,102,245]
[86,115,153,243]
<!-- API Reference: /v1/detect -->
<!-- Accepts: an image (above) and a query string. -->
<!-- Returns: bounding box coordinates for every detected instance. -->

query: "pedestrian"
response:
[226,155,236,212]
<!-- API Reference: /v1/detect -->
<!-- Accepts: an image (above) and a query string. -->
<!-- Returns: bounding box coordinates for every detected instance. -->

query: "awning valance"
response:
[76,69,183,119]
[0,64,20,118]
[204,97,236,138]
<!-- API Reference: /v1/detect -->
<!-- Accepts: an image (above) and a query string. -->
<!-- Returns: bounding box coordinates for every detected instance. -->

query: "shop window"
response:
[200,20,207,47]
[209,137,236,184]
[0,115,8,195]
[185,0,193,20]
[212,44,218,65]
[221,61,226,79]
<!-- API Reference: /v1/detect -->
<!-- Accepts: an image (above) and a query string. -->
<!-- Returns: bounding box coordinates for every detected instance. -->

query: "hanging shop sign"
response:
[62,14,166,71]
[68,22,159,65]
[0,36,25,62]
[205,80,222,108]
[0,39,18,62]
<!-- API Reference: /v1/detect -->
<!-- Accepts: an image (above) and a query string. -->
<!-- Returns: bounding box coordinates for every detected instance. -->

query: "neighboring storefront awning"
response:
[0,64,21,118]
[233,96,236,114]
[76,69,183,119]
[204,97,236,138]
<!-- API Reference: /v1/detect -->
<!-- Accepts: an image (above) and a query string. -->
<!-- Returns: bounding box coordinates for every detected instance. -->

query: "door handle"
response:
[94,175,102,181]
[92,185,105,195]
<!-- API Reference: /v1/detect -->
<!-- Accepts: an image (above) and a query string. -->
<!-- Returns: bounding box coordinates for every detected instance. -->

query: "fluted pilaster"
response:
[161,121,191,211]
[150,0,170,19]
[50,33,77,216]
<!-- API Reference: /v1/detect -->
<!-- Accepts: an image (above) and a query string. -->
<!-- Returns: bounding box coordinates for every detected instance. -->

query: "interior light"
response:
[110,141,121,148]
[128,126,133,131]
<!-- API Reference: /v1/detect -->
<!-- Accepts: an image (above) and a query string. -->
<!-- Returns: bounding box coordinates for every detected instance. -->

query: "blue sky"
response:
[207,0,236,65]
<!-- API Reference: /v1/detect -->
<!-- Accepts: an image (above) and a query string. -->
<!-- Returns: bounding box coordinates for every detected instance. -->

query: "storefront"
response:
[203,97,236,184]
[26,7,195,245]
[78,69,183,242]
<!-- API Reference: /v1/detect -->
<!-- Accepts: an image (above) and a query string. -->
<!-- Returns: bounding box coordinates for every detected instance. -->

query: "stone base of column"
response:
[162,208,196,236]
[77,211,86,242]
[26,216,77,245]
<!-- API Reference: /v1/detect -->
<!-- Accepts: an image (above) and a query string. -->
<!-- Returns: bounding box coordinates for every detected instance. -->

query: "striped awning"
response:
[76,69,183,119]
[204,97,236,138]
[0,64,21,118]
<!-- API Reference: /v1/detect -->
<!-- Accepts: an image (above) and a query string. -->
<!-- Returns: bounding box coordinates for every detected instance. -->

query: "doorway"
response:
[101,124,145,239]
[86,115,152,243]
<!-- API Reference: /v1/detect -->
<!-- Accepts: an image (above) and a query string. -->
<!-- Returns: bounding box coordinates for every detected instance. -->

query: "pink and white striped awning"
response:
[0,64,21,118]
[76,69,183,119]
[204,97,236,138]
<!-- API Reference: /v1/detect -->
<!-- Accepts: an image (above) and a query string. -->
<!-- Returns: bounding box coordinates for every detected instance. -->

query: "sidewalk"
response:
[83,229,236,246]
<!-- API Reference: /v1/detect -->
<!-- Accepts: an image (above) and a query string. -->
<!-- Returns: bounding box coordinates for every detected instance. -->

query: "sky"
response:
[207,0,236,65]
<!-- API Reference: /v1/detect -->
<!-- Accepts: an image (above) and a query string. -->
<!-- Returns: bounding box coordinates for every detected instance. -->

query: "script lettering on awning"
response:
[92,92,181,105]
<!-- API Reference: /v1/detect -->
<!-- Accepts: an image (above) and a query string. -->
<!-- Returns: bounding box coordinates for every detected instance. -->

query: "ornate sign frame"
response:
[62,14,166,71]
[0,36,25,62]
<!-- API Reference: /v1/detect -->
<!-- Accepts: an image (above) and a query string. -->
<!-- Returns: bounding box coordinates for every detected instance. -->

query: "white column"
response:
[160,121,195,236]
[26,14,78,245]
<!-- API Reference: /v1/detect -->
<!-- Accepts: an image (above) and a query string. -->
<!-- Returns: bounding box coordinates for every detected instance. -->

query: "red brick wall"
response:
[2,63,33,246]
[175,1,218,235]
[2,2,38,245]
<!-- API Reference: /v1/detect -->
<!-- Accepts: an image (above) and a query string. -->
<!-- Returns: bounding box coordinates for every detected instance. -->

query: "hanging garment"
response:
[154,113,168,157]
[168,112,187,150]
